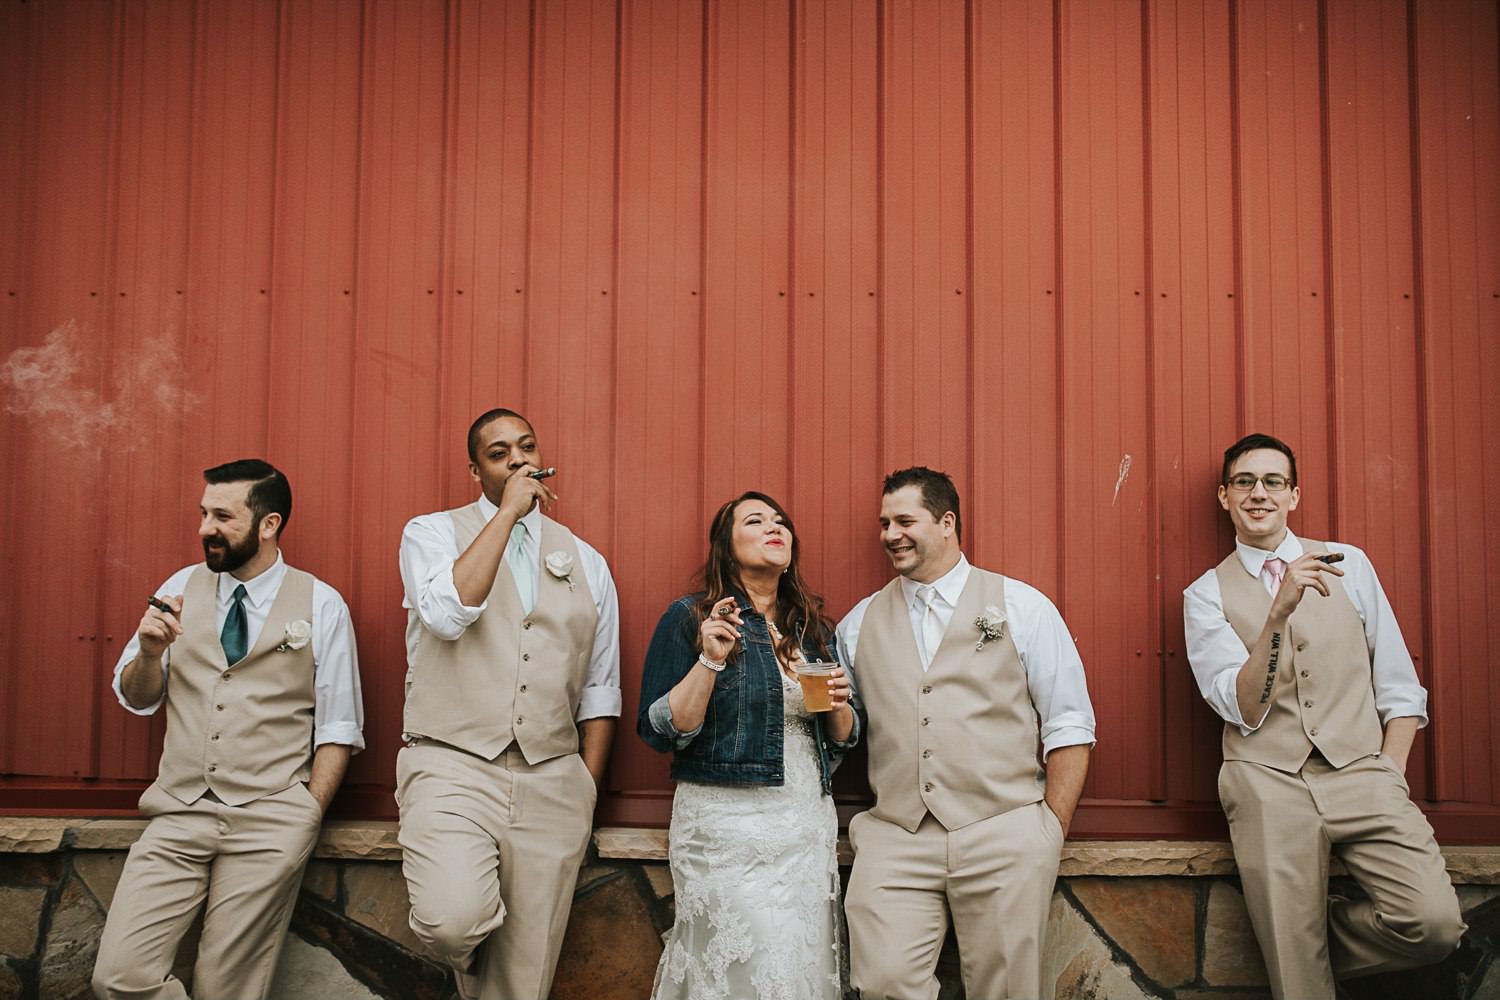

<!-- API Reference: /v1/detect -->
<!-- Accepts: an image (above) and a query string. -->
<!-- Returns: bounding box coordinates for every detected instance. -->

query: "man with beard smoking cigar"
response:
[93,459,364,1000]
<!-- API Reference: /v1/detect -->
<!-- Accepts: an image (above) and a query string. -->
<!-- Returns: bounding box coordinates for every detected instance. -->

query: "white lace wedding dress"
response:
[650,672,846,1000]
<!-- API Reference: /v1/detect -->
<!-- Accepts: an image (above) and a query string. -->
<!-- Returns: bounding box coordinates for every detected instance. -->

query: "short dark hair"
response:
[202,459,292,536]
[467,408,532,462]
[1222,433,1298,486]
[882,466,962,542]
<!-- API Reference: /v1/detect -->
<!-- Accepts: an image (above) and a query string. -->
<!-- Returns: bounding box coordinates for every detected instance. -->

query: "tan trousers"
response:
[844,801,1064,1000]
[1220,754,1466,1000]
[396,742,597,1000]
[92,781,323,1000]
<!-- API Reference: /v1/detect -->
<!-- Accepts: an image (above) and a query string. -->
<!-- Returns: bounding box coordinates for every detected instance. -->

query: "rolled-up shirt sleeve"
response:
[1182,572,1258,733]
[1010,582,1097,757]
[399,513,486,641]
[1334,543,1428,728]
[576,541,623,721]
[311,582,365,751]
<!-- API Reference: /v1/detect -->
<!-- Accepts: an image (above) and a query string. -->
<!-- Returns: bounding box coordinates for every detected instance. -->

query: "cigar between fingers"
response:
[529,467,557,480]
[146,596,176,616]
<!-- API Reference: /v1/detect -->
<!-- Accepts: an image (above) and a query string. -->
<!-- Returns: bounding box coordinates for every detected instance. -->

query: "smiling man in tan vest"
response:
[93,460,365,1000]
[397,408,620,1000]
[1183,432,1465,999]
[838,467,1096,1000]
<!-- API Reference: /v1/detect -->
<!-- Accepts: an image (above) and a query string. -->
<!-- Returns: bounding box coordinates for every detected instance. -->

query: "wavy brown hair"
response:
[696,491,835,664]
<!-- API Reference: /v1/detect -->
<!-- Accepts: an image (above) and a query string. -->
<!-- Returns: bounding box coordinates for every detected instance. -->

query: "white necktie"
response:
[915,584,942,669]
[507,522,534,614]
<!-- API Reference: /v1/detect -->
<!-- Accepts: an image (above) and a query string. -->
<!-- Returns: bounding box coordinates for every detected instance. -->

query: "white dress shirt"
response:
[399,496,622,721]
[1182,530,1428,734]
[837,555,1097,757]
[112,553,366,751]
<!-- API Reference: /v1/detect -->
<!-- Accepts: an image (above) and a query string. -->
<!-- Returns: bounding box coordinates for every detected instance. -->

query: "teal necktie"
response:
[221,584,248,664]
[507,522,534,614]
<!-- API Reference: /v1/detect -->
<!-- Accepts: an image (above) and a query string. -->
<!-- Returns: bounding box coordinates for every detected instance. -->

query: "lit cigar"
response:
[529,467,557,480]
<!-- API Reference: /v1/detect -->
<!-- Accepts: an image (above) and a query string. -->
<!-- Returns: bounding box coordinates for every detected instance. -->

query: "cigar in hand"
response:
[529,467,557,480]
[1314,553,1345,565]
[146,596,177,616]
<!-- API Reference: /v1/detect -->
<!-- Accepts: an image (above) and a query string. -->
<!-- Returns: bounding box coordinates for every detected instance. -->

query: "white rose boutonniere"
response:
[276,619,313,652]
[974,605,1005,650]
[545,551,576,590]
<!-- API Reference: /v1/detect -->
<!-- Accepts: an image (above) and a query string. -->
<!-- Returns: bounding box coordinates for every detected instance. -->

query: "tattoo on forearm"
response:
[1260,631,1282,704]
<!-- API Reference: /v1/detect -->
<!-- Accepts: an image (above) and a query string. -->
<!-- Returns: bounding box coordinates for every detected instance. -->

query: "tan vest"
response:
[855,568,1046,832]
[404,507,598,762]
[157,564,317,807]
[1215,541,1383,771]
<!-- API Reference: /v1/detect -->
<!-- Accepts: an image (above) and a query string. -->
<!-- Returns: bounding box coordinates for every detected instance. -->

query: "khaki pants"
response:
[92,781,323,1000]
[1220,754,1466,1000]
[396,743,597,1000]
[844,801,1064,1000]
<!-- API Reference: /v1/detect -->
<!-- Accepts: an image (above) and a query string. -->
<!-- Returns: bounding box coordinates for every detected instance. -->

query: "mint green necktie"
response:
[221,584,249,664]
[507,522,534,614]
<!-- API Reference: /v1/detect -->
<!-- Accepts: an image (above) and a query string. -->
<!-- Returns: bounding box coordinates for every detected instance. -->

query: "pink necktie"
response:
[1263,557,1287,596]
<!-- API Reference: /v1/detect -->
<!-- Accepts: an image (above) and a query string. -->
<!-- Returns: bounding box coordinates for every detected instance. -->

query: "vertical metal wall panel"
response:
[791,0,884,621]
[1147,0,1242,807]
[879,0,971,477]
[1413,0,1500,810]
[968,0,1061,598]
[2,0,1497,838]
[1322,0,1430,794]
[1057,0,1159,801]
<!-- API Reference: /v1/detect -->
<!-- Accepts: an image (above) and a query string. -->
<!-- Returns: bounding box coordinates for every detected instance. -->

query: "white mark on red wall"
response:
[0,321,199,450]
[1112,453,1133,505]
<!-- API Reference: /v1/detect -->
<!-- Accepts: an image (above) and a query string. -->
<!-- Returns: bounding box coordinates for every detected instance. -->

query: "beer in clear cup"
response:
[795,661,839,712]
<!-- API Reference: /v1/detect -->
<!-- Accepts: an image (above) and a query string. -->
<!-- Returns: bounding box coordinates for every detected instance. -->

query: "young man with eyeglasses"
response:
[1182,433,1464,999]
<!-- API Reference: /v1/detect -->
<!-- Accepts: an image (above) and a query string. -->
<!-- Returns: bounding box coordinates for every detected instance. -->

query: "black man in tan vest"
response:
[397,408,620,1000]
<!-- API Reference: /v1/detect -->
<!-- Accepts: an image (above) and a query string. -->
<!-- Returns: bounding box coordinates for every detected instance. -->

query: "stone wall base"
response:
[0,828,1496,999]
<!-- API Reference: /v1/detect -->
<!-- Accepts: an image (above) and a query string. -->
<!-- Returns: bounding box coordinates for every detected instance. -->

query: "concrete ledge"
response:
[4,817,1497,883]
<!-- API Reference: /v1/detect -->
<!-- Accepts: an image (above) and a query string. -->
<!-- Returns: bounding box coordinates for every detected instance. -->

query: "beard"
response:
[203,524,259,573]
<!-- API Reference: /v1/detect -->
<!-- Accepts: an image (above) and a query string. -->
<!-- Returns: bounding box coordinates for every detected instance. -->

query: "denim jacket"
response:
[636,592,862,794]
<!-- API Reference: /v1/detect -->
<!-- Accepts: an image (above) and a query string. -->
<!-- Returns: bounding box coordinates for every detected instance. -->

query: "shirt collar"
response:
[476,494,542,535]
[1234,530,1304,577]
[218,551,286,608]
[900,554,971,609]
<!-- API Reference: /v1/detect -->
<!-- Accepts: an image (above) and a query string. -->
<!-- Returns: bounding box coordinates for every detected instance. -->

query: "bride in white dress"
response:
[636,492,860,1000]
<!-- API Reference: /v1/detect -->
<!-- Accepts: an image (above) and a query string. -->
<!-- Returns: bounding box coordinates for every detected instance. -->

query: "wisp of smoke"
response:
[0,321,200,451]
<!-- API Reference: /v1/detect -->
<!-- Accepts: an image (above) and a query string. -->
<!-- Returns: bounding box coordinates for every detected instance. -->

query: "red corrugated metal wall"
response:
[1,0,1496,840]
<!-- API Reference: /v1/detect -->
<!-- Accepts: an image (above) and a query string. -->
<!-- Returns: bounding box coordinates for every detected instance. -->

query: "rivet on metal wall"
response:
[456,289,464,295]
[955,289,962,295]
[343,289,351,295]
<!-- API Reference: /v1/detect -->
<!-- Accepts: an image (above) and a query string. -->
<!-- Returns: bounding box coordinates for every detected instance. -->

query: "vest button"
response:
[207,764,217,772]
[923,782,934,792]
[1310,727,1319,736]
[921,685,932,695]
[1300,670,1310,678]
[210,733,219,741]
[522,653,531,661]
[215,704,224,711]
[921,717,930,726]
[1304,700,1314,708]
[516,716,524,725]
[222,672,231,681]
[524,621,533,630]
[519,684,528,694]
[1296,642,1307,651]
[922,749,932,759]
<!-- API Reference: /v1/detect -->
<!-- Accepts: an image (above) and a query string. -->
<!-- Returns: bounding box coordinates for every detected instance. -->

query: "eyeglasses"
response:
[1225,473,1293,493]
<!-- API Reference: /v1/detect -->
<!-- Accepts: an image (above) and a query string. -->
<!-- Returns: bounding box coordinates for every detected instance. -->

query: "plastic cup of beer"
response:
[795,661,839,712]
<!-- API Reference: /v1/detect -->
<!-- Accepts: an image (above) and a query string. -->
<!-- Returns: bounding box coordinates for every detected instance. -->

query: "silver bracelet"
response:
[697,652,726,673]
